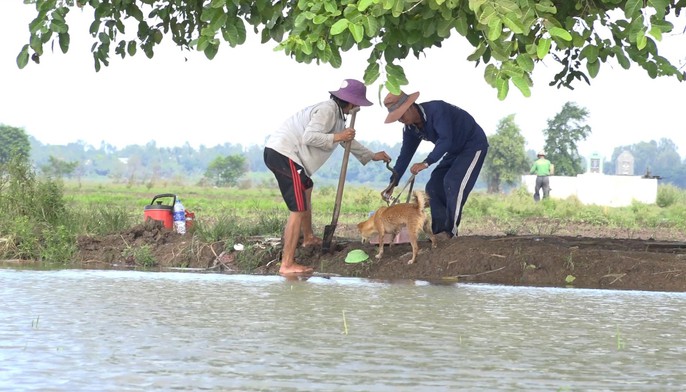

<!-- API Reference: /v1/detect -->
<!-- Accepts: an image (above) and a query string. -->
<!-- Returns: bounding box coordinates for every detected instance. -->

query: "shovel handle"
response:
[329,108,358,226]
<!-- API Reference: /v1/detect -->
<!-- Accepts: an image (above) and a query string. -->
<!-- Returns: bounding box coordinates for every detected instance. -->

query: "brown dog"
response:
[357,190,436,264]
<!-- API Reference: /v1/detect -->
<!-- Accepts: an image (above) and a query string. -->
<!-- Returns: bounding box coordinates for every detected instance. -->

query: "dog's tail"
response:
[412,190,429,209]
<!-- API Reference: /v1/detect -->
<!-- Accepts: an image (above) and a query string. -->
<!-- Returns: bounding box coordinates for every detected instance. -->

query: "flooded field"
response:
[1,268,685,391]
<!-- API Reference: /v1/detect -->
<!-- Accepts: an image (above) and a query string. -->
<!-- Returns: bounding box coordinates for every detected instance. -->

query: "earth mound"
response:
[72,220,686,292]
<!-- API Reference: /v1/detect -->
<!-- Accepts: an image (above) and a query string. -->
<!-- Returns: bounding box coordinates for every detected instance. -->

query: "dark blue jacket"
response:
[391,100,489,185]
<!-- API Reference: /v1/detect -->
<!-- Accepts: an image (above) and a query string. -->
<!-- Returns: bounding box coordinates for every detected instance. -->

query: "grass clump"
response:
[122,244,156,268]
[0,157,75,262]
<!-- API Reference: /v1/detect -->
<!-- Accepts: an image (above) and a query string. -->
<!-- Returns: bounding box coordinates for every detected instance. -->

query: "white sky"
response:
[1,2,685,159]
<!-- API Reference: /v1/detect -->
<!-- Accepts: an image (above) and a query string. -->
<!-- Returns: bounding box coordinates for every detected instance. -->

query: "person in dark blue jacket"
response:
[382,90,489,240]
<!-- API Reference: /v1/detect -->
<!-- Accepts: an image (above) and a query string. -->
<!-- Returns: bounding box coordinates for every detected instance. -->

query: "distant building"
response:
[587,152,603,173]
[616,151,634,175]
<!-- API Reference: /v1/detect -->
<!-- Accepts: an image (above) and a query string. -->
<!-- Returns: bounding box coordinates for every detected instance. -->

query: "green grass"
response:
[3,165,686,264]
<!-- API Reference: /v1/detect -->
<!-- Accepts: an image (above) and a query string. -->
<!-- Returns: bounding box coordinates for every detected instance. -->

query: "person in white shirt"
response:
[264,79,391,275]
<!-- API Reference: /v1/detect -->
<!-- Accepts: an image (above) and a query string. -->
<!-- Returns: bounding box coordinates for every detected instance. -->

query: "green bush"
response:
[0,158,76,261]
[656,184,684,208]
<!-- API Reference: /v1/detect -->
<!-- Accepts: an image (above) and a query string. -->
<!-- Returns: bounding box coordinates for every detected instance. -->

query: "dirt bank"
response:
[69,220,686,293]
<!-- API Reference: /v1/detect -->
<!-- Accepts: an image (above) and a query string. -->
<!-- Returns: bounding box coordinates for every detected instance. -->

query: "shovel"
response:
[322,107,359,252]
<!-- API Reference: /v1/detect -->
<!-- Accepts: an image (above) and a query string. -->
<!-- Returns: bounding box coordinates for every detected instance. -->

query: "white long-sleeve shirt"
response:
[265,99,374,176]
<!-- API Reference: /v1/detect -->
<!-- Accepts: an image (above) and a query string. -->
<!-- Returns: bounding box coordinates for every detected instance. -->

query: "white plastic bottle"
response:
[173,198,186,234]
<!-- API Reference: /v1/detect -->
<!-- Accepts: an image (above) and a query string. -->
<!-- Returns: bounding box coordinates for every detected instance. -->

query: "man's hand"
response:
[410,161,429,175]
[372,151,391,163]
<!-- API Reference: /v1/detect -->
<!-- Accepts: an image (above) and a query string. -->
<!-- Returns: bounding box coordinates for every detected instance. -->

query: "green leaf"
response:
[329,47,342,68]
[636,30,647,50]
[645,61,658,78]
[579,45,598,62]
[313,15,328,24]
[126,4,144,22]
[385,63,408,85]
[502,14,524,34]
[454,15,468,36]
[586,59,600,78]
[496,77,509,100]
[467,43,487,61]
[324,1,338,13]
[385,78,400,94]
[515,54,534,72]
[478,5,497,25]
[210,13,228,32]
[624,0,641,18]
[648,0,668,18]
[487,19,502,41]
[548,27,572,41]
[511,75,531,97]
[358,0,374,12]
[210,0,226,8]
[197,35,209,51]
[437,18,452,38]
[534,1,556,13]
[501,63,524,78]
[650,18,674,33]
[204,42,219,60]
[201,7,219,23]
[97,31,110,45]
[330,19,349,35]
[233,19,247,44]
[614,47,630,69]
[222,23,239,46]
[363,61,380,84]
[469,0,487,12]
[537,38,551,59]
[391,0,404,16]
[648,25,662,41]
[58,32,70,53]
[51,19,68,33]
[362,15,379,36]
[348,23,364,43]
[127,40,137,56]
[484,64,498,87]
[301,40,313,55]
[153,30,163,44]
[497,1,522,17]
[17,45,29,69]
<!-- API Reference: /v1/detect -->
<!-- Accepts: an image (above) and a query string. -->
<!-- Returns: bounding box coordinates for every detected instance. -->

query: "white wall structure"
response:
[522,174,658,207]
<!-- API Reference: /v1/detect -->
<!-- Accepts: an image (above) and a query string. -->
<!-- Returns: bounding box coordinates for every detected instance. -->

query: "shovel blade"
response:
[321,224,336,252]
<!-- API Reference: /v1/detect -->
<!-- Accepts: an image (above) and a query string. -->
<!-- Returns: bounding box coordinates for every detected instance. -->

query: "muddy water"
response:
[1,268,685,391]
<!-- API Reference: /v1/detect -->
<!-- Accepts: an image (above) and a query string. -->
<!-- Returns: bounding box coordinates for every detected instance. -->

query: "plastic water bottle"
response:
[173,198,186,234]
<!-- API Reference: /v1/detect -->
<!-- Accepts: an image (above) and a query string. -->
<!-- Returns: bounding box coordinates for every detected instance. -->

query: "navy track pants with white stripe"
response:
[425,148,487,237]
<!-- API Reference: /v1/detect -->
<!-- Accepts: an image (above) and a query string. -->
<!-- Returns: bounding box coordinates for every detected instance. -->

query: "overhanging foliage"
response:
[17,0,686,99]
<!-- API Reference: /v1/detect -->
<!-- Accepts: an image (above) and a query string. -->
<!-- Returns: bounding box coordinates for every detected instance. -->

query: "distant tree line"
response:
[23,133,413,188]
[2,112,685,191]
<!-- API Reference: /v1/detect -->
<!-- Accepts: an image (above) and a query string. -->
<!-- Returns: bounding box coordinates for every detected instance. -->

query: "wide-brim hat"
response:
[537,151,546,156]
[329,79,373,107]
[383,91,420,123]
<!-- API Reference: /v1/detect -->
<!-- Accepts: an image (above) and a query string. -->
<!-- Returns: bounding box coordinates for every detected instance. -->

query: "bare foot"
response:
[301,236,323,248]
[279,262,314,275]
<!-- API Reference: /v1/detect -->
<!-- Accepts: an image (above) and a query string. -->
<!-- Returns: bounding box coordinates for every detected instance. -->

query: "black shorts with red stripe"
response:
[263,147,314,212]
